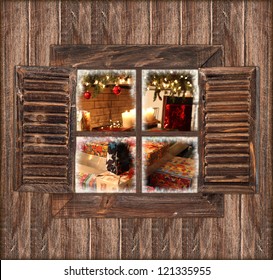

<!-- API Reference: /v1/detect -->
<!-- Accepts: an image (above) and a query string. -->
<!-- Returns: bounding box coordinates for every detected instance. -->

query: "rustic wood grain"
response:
[50,44,222,69]
[116,1,151,260]
[60,1,92,45]
[199,67,256,193]
[52,194,224,218]
[48,218,91,259]
[29,0,60,65]
[121,218,152,259]
[181,0,211,45]
[90,219,120,259]
[150,0,181,44]
[1,0,272,260]
[212,0,245,66]
[16,66,74,193]
[1,0,30,259]
[242,0,273,259]
[180,0,212,261]
[203,0,247,259]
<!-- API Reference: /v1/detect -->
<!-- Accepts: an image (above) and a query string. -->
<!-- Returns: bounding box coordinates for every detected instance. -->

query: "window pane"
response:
[142,70,199,131]
[77,70,136,131]
[76,137,136,193]
[142,137,198,193]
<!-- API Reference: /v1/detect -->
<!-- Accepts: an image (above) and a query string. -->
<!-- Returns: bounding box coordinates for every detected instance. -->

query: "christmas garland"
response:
[145,71,193,101]
[80,72,133,99]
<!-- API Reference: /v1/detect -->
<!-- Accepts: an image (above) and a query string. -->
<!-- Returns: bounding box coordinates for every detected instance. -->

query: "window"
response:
[15,45,258,218]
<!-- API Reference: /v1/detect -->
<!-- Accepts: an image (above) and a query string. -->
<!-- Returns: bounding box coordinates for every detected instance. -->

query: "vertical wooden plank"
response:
[180,0,211,260]
[28,0,60,259]
[148,0,182,259]
[60,0,92,44]
[198,0,246,259]
[150,0,181,44]
[119,0,152,260]
[90,0,109,44]
[182,0,211,44]
[212,0,245,66]
[243,0,272,259]
[90,219,120,259]
[48,219,90,259]
[121,219,152,259]
[152,219,184,259]
[29,0,60,66]
[58,0,94,259]
[1,0,30,259]
[30,193,51,259]
[85,0,122,260]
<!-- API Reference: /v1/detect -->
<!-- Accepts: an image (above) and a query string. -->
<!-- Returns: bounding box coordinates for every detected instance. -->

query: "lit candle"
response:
[122,111,132,128]
[145,107,155,122]
[130,109,136,125]
[185,90,192,97]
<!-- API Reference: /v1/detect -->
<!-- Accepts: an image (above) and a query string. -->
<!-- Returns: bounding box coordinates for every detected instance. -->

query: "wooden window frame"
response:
[50,45,225,218]
[15,45,258,218]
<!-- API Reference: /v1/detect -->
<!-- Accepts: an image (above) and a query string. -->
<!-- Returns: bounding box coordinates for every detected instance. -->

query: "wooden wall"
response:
[1,0,272,259]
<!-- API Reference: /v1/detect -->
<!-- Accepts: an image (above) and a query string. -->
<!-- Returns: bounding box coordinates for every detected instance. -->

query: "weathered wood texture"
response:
[1,0,272,260]
[199,67,257,193]
[49,45,224,218]
[16,66,75,193]
[52,194,224,218]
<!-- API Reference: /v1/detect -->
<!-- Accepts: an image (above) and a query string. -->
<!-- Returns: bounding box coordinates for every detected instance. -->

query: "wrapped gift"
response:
[82,141,108,157]
[106,141,132,174]
[76,172,97,190]
[96,171,133,192]
[143,141,169,166]
[163,96,193,131]
[149,157,195,190]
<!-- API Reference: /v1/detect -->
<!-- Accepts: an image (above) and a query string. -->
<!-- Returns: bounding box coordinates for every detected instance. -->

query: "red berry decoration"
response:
[83,91,91,99]
[112,85,121,95]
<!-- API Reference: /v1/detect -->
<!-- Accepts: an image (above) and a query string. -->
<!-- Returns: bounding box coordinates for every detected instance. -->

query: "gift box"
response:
[149,157,195,190]
[82,141,108,157]
[96,170,133,192]
[143,141,169,166]
[106,141,132,174]
[163,96,193,131]
[76,172,97,191]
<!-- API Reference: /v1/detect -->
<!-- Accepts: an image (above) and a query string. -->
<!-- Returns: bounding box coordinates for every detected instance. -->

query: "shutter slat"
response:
[23,113,68,124]
[16,66,75,193]
[200,67,257,193]
[205,122,249,133]
[206,112,249,122]
[205,102,249,112]
[206,153,249,164]
[23,144,69,155]
[23,124,67,134]
[205,133,249,143]
[24,134,67,145]
[205,143,249,154]
[24,102,68,113]
[23,166,67,177]
[23,155,68,165]
[24,91,70,103]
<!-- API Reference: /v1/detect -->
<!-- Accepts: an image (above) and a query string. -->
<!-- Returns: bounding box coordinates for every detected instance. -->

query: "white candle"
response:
[145,107,155,122]
[130,109,136,125]
[185,90,192,97]
[122,111,132,128]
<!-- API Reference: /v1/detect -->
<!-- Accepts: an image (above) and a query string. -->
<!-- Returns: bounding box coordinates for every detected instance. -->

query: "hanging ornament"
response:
[83,91,91,99]
[112,85,121,95]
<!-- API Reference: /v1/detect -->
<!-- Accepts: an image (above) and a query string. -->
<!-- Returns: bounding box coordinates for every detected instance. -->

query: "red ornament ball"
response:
[112,85,121,95]
[83,91,91,99]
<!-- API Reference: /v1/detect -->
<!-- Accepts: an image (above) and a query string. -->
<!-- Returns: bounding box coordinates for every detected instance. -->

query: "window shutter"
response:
[16,66,76,193]
[199,67,258,193]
